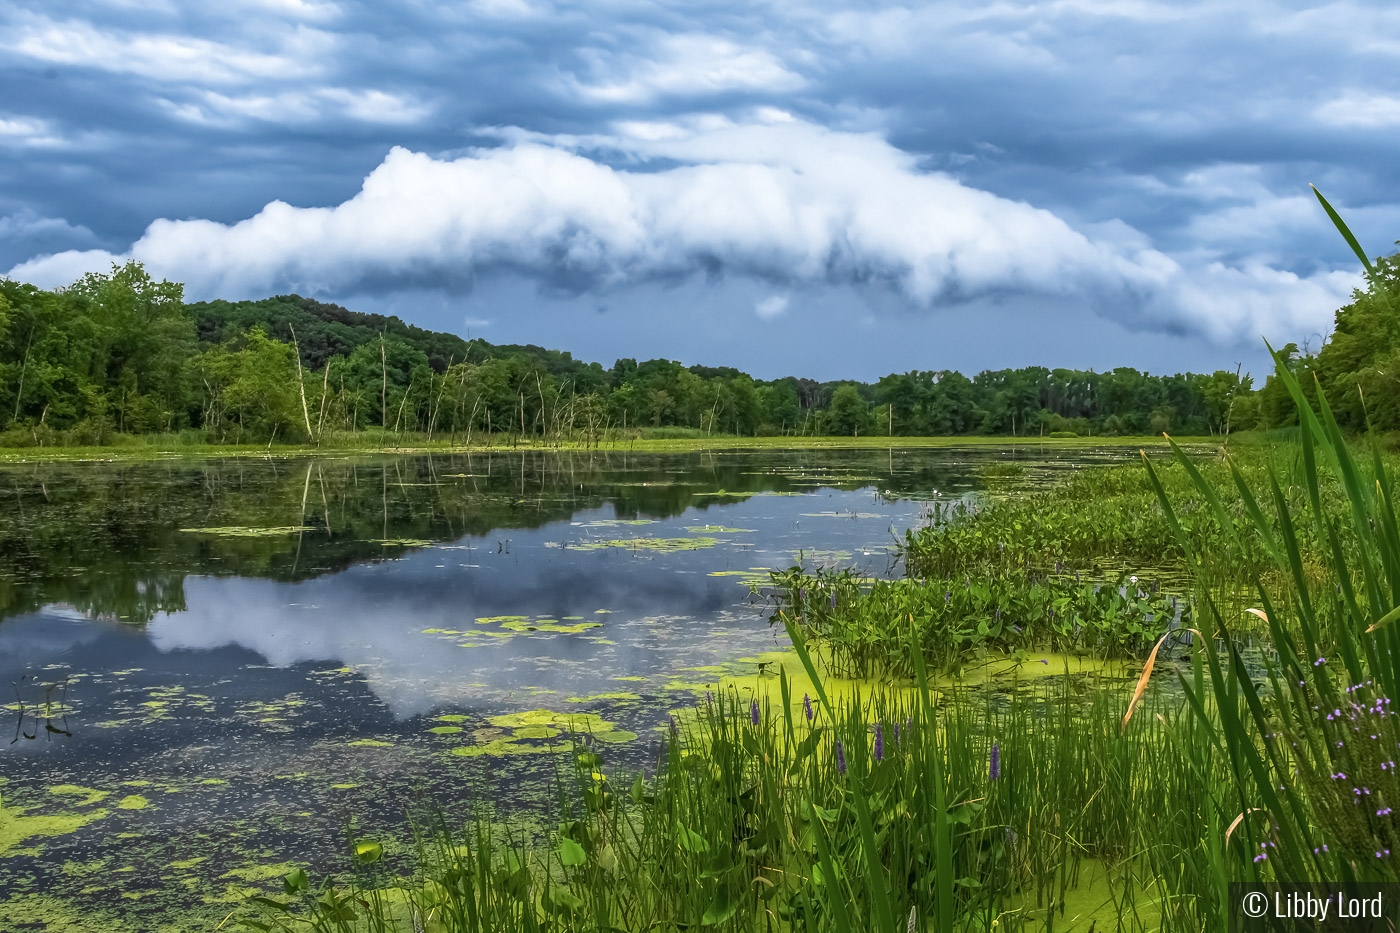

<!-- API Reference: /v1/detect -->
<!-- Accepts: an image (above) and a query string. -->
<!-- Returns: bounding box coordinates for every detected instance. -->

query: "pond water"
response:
[0,445,1142,928]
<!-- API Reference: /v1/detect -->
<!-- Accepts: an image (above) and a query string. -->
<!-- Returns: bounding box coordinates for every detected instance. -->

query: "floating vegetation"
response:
[565,691,641,704]
[1,797,109,857]
[567,536,721,552]
[177,525,314,537]
[437,708,642,758]
[572,519,657,527]
[48,785,109,808]
[706,568,772,586]
[115,795,150,811]
[367,537,433,547]
[684,525,756,533]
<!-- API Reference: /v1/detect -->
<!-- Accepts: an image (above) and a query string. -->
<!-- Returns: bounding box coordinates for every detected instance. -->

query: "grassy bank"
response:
[0,430,1206,464]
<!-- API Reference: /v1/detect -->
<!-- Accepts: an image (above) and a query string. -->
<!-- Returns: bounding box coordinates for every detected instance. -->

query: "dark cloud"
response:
[2,0,1395,376]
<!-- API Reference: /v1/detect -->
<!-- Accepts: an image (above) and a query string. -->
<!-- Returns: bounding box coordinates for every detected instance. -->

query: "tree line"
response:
[7,259,1374,447]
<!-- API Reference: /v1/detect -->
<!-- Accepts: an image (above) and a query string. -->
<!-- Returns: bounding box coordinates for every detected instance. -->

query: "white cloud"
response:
[0,209,96,244]
[162,87,431,126]
[1315,91,1400,128]
[754,295,789,319]
[571,33,805,103]
[6,15,332,85]
[6,117,1354,346]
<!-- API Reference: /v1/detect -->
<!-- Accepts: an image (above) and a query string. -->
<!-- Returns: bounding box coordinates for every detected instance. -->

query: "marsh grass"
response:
[242,655,1232,933]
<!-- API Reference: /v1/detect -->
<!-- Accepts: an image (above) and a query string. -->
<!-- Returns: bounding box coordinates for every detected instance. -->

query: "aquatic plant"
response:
[768,564,1179,676]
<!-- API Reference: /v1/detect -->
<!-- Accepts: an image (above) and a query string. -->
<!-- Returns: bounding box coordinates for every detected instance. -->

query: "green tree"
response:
[824,384,870,436]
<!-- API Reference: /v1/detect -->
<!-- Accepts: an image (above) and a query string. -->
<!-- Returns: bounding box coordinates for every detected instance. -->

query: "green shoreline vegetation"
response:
[2,263,1284,459]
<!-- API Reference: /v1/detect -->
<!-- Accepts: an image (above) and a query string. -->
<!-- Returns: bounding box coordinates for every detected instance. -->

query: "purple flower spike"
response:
[989,743,1001,781]
[751,700,760,726]
[829,593,837,609]
[803,693,814,721]
[705,690,713,704]
[874,724,885,761]
[835,739,847,775]
[893,722,901,744]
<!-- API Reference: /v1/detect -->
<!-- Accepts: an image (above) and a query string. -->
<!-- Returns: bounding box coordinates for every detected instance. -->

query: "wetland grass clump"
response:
[902,452,1277,583]
[766,566,1179,677]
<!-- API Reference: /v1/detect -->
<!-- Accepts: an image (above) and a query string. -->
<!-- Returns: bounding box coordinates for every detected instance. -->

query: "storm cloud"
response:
[2,0,1395,375]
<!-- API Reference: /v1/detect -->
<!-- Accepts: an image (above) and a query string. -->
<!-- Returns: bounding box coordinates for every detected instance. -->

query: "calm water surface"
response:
[0,445,1139,927]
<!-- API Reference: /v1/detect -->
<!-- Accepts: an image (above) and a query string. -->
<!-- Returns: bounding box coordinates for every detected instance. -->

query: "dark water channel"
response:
[0,445,1142,929]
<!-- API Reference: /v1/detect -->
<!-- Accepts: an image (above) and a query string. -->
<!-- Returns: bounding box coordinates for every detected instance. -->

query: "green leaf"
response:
[676,825,710,853]
[352,840,382,865]
[1312,184,1375,277]
[558,837,588,867]
[282,867,309,895]
[702,885,740,926]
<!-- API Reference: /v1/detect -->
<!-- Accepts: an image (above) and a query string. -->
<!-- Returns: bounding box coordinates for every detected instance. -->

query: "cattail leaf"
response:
[1311,184,1375,277]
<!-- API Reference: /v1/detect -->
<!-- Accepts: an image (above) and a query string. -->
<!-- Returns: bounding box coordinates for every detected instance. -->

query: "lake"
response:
[0,444,1142,928]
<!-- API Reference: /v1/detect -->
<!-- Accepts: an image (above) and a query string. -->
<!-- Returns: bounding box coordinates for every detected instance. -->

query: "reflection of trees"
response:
[0,448,996,625]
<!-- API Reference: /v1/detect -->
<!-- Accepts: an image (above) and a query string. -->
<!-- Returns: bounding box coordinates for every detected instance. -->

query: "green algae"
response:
[512,726,562,739]
[612,675,648,682]
[177,525,314,537]
[707,568,773,586]
[428,725,463,735]
[449,740,569,758]
[48,785,109,808]
[1,801,109,857]
[568,536,720,552]
[499,618,602,634]
[684,525,756,533]
[115,795,150,811]
[369,538,432,547]
[435,714,468,723]
[565,691,641,703]
[574,519,656,527]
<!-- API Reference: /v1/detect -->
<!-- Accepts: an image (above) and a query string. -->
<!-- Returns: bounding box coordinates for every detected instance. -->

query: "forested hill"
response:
[188,294,601,382]
[10,258,1392,447]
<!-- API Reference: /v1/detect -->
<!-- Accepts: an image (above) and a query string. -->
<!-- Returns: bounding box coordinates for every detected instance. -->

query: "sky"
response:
[2,1,1397,382]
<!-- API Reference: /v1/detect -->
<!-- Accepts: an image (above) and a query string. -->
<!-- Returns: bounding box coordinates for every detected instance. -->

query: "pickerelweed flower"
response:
[705,691,712,704]
[803,693,814,721]
[829,593,837,609]
[893,722,901,744]
[874,724,884,761]
[835,740,847,775]
[751,700,760,726]
[989,743,1001,781]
